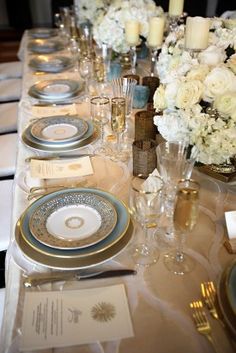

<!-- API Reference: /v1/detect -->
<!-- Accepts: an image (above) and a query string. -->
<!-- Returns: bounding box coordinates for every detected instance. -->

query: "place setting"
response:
[28,38,64,54]
[28,28,58,39]
[29,55,74,73]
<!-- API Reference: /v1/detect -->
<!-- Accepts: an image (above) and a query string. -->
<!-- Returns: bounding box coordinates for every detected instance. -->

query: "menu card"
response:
[20,285,134,351]
[30,156,93,179]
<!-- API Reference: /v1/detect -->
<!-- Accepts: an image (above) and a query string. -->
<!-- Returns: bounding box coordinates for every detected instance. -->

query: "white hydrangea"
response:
[74,0,111,24]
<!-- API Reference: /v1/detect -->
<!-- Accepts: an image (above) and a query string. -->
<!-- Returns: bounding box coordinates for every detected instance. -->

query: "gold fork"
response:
[190,300,218,352]
[201,281,220,321]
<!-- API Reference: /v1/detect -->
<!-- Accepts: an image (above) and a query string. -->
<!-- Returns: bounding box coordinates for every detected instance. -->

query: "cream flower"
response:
[153,85,167,111]
[213,92,236,118]
[186,64,210,81]
[203,66,236,102]
[227,54,236,74]
[175,80,203,109]
[199,45,226,66]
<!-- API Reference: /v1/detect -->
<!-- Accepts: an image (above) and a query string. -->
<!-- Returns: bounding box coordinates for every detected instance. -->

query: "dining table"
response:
[0,28,236,353]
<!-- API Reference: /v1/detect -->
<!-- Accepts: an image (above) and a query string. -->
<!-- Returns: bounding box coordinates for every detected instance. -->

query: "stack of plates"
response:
[29,55,73,73]
[28,28,58,39]
[28,79,83,102]
[15,188,133,269]
[28,39,64,54]
[217,260,236,336]
[22,115,98,152]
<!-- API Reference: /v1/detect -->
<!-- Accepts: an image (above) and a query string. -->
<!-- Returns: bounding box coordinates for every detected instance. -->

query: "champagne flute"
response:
[79,57,93,101]
[163,179,199,275]
[90,96,111,155]
[129,174,163,266]
[110,97,127,161]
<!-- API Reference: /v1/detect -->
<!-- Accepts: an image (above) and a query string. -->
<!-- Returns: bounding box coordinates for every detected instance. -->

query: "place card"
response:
[20,285,134,351]
[224,211,236,253]
[30,156,93,179]
[31,103,77,118]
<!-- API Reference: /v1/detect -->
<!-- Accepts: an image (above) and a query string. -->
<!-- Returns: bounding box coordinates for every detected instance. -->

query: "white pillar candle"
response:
[125,20,140,46]
[168,0,184,17]
[185,16,210,50]
[147,17,165,48]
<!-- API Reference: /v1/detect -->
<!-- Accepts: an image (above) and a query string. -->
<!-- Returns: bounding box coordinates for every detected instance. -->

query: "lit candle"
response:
[168,0,184,17]
[125,20,140,46]
[185,17,210,50]
[147,17,165,48]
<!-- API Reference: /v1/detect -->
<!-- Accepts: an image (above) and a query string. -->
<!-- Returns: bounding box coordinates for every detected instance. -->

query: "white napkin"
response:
[0,180,13,251]
[0,288,5,329]
[0,79,22,102]
[0,133,18,177]
[0,102,18,133]
[0,62,22,80]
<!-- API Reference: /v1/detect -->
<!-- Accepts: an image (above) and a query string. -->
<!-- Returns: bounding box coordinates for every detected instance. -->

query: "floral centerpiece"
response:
[92,0,164,54]
[74,0,112,24]
[153,18,236,165]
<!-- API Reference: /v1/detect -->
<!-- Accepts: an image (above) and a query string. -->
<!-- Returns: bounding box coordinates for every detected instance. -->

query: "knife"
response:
[25,154,94,163]
[23,269,137,288]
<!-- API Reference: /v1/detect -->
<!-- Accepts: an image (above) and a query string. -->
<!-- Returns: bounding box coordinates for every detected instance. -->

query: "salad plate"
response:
[28,28,58,39]
[29,55,73,73]
[28,39,64,54]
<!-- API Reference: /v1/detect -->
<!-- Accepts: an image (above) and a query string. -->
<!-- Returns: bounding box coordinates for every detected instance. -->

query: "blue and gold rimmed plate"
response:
[16,188,132,269]
[31,116,89,143]
[28,79,82,101]
[28,39,64,53]
[29,55,73,73]
[217,260,236,337]
[22,119,98,152]
[29,191,117,249]
[28,28,58,39]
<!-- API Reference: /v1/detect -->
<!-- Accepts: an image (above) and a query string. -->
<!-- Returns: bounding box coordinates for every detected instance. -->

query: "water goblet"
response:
[79,57,93,101]
[90,96,111,155]
[129,174,163,266]
[163,179,200,275]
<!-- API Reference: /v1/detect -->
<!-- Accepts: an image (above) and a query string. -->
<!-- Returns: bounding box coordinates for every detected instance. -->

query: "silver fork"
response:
[190,300,219,352]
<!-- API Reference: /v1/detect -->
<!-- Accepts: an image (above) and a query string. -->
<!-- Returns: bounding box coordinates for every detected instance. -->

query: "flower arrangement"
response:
[92,0,164,54]
[74,0,112,24]
[153,19,236,165]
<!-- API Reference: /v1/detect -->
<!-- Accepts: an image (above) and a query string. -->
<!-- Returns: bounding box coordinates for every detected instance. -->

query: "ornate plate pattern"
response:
[31,116,89,143]
[29,191,117,249]
[19,188,130,259]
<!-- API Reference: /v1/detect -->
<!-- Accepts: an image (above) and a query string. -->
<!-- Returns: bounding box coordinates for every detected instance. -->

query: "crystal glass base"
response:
[163,251,195,275]
[131,243,159,267]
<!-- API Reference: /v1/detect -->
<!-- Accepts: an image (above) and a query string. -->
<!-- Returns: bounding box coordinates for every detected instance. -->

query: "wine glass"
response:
[110,97,126,161]
[90,96,111,155]
[163,179,199,275]
[129,174,163,266]
[79,57,93,101]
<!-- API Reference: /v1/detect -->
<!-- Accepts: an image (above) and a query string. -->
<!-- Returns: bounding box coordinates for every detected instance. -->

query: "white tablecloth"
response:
[1,31,236,353]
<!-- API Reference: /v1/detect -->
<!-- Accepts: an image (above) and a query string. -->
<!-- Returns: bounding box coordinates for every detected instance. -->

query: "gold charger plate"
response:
[15,220,133,269]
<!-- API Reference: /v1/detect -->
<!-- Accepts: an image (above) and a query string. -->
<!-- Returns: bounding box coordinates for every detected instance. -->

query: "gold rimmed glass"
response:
[163,179,200,275]
[110,97,126,161]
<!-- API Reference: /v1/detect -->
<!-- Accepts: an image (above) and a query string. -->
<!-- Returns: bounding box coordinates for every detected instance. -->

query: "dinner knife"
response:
[23,269,137,288]
[25,153,94,163]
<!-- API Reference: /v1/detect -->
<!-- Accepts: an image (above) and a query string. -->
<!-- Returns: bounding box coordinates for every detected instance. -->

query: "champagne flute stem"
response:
[116,132,122,153]
[130,46,137,74]
[100,122,105,145]
[84,77,89,96]
[150,48,157,77]
[175,232,185,263]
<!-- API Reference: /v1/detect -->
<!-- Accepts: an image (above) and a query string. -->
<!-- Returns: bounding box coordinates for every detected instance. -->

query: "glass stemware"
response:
[129,174,163,266]
[90,96,111,155]
[163,179,200,275]
[110,97,126,161]
[79,57,93,101]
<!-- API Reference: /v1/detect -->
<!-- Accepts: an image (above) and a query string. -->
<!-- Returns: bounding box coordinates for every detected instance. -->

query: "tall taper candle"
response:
[185,17,210,50]
[169,0,184,17]
[125,20,140,46]
[147,17,165,48]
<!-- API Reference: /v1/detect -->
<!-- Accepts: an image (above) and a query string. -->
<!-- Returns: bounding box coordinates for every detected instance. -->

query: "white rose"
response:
[199,45,226,66]
[213,92,236,118]
[227,54,236,74]
[186,64,210,81]
[203,66,236,102]
[165,80,180,108]
[175,80,203,109]
[153,85,167,111]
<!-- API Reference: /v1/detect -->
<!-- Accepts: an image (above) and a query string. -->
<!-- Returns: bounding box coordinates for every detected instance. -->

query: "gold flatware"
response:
[27,182,87,201]
[25,153,94,163]
[23,269,137,288]
[190,300,218,353]
[201,281,220,321]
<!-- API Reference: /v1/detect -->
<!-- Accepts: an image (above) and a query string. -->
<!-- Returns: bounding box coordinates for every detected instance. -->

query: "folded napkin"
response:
[0,288,5,327]
[0,102,18,133]
[0,180,13,251]
[0,133,18,177]
[0,62,22,80]
[0,79,22,103]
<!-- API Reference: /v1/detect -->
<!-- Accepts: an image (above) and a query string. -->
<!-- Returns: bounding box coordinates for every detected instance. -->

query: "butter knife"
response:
[23,269,137,288]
